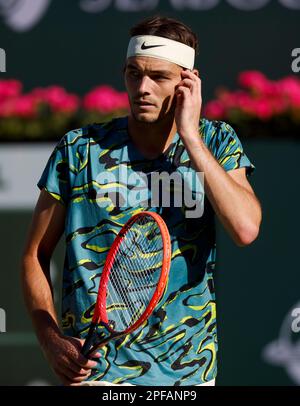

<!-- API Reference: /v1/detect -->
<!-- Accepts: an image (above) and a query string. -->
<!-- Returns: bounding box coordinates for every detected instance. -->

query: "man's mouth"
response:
[134,100,155,106]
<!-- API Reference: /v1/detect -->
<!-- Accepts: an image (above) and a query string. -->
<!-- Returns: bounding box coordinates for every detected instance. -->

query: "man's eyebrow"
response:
[126,64,174,76]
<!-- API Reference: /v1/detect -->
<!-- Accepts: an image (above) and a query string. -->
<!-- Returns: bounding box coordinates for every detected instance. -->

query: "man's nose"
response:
[137,75,152,94]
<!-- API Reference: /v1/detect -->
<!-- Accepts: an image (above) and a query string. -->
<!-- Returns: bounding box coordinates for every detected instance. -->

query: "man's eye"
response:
[153,75,168,81]
[129,71,140,78]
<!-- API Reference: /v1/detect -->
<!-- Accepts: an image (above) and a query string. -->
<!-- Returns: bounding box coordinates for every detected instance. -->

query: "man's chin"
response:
[132,112,159,123]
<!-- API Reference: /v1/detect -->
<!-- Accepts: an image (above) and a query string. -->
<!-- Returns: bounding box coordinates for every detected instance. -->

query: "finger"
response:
[176,86,191,100]
[69,382,85,387]
[175,87,190,107]
[181,69,200,81]
[176,82,201,102]
[56,362,92,381]
[181,71,201,91]
[71,351,99,369]
[64,360,92,376]
[65,338,98,369]
[68,372,92,383]
[56,369,85,386]
[175,78,193,91]
[182,79,201,99]
[89,351,101,359]
[183,78,199,96]
[176,78,194,90]
[61,376,83,387]
[60,351,97,373]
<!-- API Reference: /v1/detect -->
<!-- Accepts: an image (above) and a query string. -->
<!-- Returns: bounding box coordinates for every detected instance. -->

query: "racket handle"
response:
[81,323,96,357]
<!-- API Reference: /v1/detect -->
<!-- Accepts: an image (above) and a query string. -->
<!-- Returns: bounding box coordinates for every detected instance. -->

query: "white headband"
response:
[127,35,195,70]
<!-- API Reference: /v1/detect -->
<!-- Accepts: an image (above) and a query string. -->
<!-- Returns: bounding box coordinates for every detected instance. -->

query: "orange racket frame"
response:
[81,211,171,357]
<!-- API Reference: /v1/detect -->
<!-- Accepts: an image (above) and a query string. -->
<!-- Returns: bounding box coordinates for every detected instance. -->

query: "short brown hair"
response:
[130,16,199,55]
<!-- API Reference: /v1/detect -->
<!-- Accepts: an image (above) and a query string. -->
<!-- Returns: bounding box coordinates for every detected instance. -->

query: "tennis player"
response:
[21,16,262,386]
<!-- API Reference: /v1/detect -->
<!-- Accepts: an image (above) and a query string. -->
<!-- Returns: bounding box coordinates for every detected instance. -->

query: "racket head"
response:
[93,211,171,336]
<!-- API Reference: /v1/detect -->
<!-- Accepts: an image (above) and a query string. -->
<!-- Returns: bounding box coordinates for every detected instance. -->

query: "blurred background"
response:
[0,0,300,386]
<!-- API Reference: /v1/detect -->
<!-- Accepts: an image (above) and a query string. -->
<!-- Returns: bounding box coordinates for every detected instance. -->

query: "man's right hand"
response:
[43,333,101,386]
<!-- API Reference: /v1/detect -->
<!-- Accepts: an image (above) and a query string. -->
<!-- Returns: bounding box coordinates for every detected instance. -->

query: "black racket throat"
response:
[81,321,123,358]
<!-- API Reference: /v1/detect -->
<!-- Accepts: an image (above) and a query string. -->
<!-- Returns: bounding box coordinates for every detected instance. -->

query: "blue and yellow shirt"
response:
[37,116,254,386]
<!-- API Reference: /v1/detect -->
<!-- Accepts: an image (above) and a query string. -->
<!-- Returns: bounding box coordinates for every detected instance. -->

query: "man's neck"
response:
[127,114,178,159]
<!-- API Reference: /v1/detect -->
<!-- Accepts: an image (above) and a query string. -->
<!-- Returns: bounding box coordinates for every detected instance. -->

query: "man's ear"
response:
[192,69,199,77]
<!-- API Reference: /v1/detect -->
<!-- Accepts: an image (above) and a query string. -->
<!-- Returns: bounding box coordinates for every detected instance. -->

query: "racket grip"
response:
[81,323,96,357]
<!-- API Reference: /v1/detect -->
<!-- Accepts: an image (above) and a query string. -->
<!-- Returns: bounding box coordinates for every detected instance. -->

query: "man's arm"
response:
[21,189,99,385]
[175,69,262,246]
[180,140,261,246]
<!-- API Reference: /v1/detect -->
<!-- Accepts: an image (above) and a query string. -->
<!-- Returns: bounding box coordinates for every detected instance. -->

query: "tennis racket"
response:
[81,211,171,357]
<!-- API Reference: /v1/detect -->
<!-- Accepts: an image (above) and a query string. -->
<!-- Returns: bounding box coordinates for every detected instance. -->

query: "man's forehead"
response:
[126,56,181,74]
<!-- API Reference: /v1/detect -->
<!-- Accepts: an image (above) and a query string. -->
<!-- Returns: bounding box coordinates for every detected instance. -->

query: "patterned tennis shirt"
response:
[37,116,254,386]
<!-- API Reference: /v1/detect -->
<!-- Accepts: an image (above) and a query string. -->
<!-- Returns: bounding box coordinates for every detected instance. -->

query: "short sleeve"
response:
[207,121,255,176]
[37,134,71,205]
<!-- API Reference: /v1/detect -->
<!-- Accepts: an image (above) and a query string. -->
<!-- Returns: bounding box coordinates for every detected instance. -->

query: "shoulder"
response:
[199,118,255,173]
[199,118,238,145]
[57,116,128,151]
[199,117,244,155]
[52,117,127,171]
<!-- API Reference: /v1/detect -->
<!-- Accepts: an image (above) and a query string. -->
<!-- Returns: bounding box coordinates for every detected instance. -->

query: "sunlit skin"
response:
[124,56,201,159]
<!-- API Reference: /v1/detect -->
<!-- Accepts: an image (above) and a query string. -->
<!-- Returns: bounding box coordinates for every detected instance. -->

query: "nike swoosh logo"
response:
[141,42,165,50]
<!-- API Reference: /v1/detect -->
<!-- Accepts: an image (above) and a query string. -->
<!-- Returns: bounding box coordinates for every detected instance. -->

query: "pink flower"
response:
[0,93,38,118]
[237,97,256,116]
[269,97,288,114]
[217,90,238,109]
[83,85,129,113]
[0,99,13,117]
[14,94,38,118]
[279,76,300,96]
[278,77,300,108]
[32,86,79,113]
[218,90,252,109]
[0,79,22,101]
[210,75,291,120]
[250,98,273,120]
[203,100,226,119]
[238,71,272,96]
[217,90,256,116]
[288,94,300,109]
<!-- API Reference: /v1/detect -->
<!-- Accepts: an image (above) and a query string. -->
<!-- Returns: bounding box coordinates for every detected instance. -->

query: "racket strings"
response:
[106,216,164,331]
[108,227,162,328]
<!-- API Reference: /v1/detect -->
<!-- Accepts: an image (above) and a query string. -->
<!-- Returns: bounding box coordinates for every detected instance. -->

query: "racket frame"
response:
[82,211,171,357]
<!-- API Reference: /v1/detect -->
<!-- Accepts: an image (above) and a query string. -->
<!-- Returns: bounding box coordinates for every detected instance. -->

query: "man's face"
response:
[124,56,183,123]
